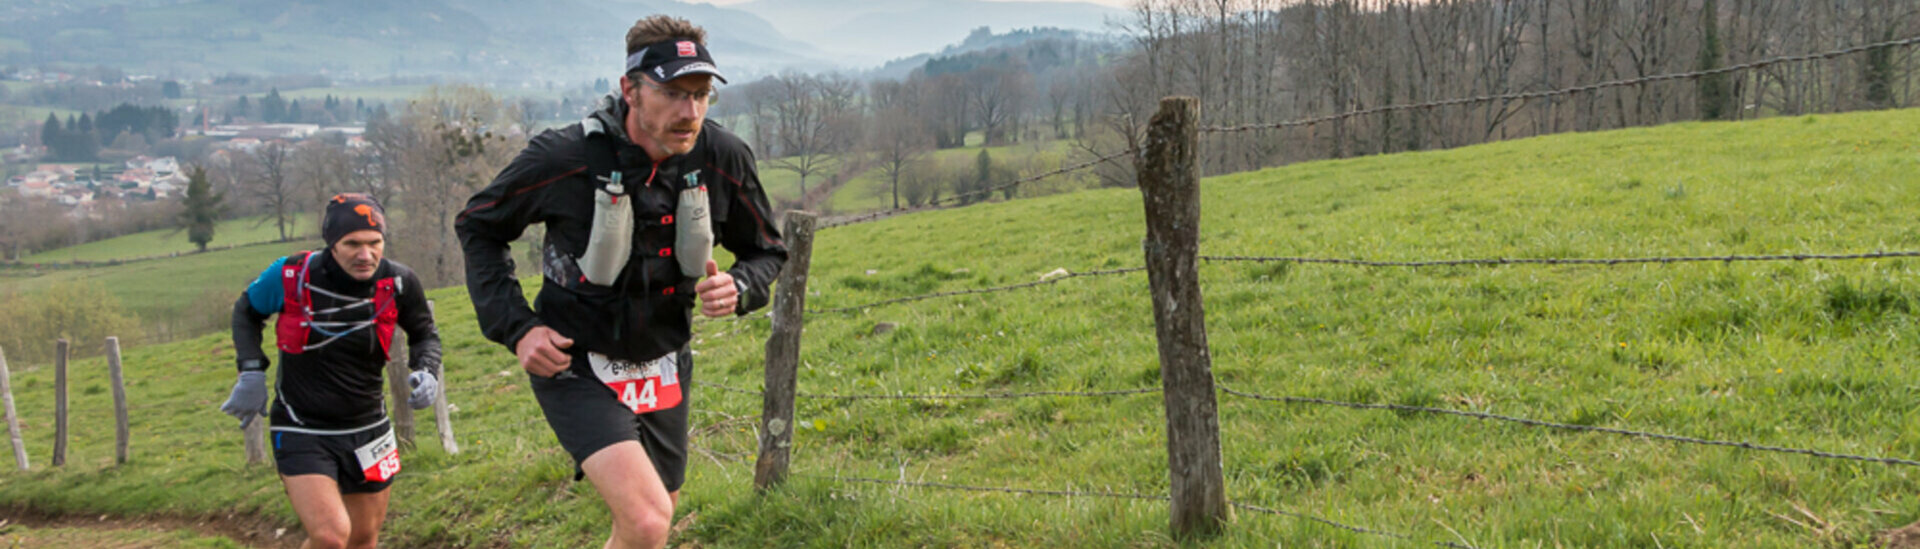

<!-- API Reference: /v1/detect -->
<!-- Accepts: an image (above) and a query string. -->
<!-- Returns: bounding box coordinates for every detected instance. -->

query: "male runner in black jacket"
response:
[222,193,442,549]
[455,14,786,549]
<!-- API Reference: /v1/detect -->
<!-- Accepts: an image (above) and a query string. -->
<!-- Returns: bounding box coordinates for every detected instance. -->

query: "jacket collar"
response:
[582,93,629,142]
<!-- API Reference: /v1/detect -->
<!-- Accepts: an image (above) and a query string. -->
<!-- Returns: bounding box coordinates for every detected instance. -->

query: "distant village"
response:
[4,122,370,219]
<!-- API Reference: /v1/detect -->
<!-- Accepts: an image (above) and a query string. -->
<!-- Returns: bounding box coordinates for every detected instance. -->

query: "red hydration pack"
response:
[275,251,400,355]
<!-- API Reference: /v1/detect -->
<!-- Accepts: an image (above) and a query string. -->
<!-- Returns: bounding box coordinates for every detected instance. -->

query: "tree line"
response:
[38,104,178,162]
[1107,0,1920,177]
[714,29,1121,211]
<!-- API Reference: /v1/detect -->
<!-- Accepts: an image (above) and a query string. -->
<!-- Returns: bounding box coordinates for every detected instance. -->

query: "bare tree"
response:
[866,106,933,211]
[292,138,351,207]
[237,141,299,242]
[765,72,859,207]
[966,65,1033,146]
[374,85,523,287]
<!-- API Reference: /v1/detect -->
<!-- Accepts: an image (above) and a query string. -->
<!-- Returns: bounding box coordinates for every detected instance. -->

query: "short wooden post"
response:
[1137,96,1228,538]
[107,337,130,465]
[52,338,68,467]
[1,346,28,470]
[386,335,414,446]
[755,211,817,491]
[427,301,458,454]
[243,419,266,466]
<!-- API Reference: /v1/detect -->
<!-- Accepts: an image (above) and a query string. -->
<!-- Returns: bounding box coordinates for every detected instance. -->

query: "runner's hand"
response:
[515,325,573,378]
[219,370,269,428]
[406,370,438,409]
[696,260,738,318]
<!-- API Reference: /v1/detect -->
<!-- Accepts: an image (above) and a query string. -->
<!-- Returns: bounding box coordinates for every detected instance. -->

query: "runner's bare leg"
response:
[582,441,673,549]
[341,488,391,549]
[283,475,352,549]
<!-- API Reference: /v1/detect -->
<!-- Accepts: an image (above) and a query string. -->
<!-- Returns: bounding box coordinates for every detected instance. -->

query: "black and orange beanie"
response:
[321,193,387,247]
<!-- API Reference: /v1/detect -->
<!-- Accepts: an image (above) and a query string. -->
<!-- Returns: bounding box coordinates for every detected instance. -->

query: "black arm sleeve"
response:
[397,270,442,374]
[230,293,271,370]
[713,148,788,316]
[455,136,559,352]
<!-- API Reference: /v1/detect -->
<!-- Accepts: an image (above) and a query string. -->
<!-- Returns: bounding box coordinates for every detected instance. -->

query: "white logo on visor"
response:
[670,62,718,79]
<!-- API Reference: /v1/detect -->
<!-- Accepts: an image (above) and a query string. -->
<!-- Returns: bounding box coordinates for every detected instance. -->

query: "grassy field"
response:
[4,108,1920,547]
[0,523,247,548]
[0,105,80,131]
[755,138,1098,214]
[4,238,318,345]
[19,214,313,265]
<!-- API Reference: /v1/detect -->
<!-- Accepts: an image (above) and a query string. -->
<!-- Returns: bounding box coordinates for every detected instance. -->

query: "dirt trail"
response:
[0,506,302,549]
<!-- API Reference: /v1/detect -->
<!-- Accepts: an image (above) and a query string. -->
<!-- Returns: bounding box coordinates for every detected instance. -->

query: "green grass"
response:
[6,108,1920,547]
[19,213,313,264]
[0,523,245,548]
[0,105,81,130]
[756,139,1096,214]
[4,238,319,345]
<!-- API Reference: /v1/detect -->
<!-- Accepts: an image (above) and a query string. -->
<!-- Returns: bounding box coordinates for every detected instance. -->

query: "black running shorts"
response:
[270,419,399,494]
[529,347,693,492]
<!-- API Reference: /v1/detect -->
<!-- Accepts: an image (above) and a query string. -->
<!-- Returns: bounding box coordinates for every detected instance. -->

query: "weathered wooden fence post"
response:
[1,346,28,470]
[1137,96,1229,538]
[427,301,457,454]
[107,337,129,465]
[386,334,414,446]
[52,338,68,467]
[755,211,817,491]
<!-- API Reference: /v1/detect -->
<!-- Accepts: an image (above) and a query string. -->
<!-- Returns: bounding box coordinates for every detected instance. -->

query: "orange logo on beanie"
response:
[354,204,378,226]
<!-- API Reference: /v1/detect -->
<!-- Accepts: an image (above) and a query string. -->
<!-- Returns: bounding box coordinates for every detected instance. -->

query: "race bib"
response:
[587,352,683,414]
[353,428,402,483]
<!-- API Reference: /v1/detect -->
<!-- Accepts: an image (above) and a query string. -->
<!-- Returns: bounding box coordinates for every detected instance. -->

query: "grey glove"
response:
[219,370,269,428]
[407,370,438,410]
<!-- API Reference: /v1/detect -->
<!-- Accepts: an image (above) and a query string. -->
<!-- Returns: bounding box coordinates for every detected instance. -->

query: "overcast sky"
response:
[691,0,1132,6]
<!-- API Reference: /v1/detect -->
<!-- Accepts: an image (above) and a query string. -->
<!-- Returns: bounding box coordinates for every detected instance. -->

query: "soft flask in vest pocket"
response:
[580,172,632,286]
[675,183,713,278]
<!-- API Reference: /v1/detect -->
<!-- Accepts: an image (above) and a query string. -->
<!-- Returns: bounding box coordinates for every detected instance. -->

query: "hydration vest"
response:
[275,251,401,355]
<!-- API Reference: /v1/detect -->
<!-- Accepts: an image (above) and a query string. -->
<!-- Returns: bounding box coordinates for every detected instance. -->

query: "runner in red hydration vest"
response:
[222,193,442,549]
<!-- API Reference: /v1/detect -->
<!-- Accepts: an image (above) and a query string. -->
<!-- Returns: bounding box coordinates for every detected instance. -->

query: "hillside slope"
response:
[4,109,1920,547]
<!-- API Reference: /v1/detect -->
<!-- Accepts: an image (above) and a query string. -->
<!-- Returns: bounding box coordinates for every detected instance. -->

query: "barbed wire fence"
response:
[5,34,1917,547]
[731,35,1920,546]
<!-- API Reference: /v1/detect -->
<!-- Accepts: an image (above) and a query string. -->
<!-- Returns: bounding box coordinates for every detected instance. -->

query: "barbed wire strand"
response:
[1220,386,1920,468]
[819,149,1134,231]
[1202,35,1920,133]
[810,267,1146,314]
[1231,502,1476,549]
[809,474,1470,548]
[704,381,1159,401]
[1201,250,1920,268]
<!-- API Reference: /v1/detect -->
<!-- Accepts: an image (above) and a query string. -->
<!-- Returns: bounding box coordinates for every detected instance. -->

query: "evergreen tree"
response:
[178,165,227,252]
[958,148,992,205]
[262,87,287,123]
[40,112,60,151]
[74,113,99,161]
[1695,0,1732,121]
[236,95,252,121]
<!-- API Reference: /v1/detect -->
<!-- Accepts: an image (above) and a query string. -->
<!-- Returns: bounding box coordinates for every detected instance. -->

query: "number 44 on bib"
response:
[588,352,683,414]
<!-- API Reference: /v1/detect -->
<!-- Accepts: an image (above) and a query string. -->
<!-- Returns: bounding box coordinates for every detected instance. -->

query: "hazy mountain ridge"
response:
[740,0,1125,65]
[0,0,1125,83]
